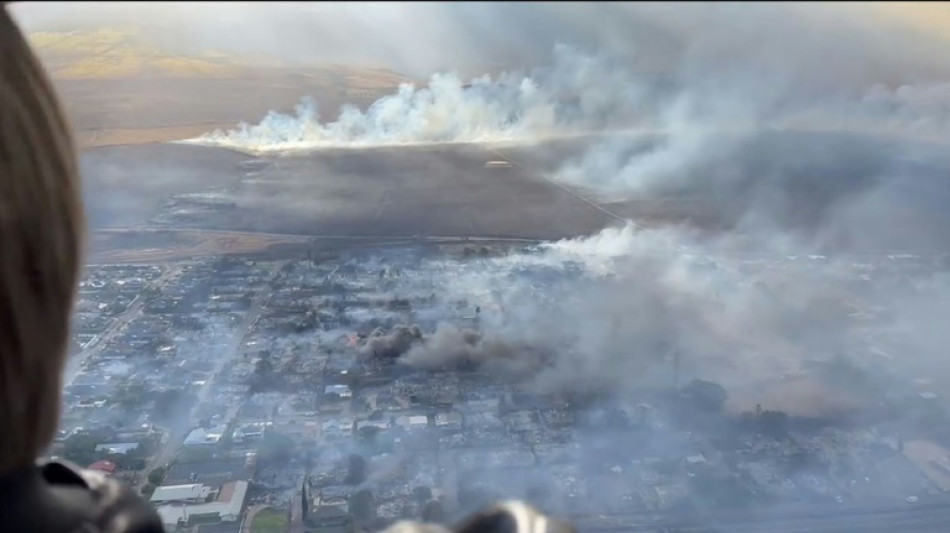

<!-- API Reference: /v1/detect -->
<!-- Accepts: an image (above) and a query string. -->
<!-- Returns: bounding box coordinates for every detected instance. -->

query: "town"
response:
[51,243,950,533]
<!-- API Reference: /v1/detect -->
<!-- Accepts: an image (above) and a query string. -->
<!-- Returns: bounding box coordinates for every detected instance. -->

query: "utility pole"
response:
[672,348,681,390]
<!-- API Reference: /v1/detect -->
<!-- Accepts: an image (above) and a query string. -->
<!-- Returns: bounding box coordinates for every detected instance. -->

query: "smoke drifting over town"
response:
[187,2,950,408]
[348,222,947,420]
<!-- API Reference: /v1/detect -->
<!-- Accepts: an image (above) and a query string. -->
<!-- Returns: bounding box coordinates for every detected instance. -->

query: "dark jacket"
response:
[0,460,165,533]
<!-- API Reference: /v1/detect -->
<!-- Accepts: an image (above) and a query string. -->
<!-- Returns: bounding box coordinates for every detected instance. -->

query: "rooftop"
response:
[151,483,211,503]
[94,442,140,455]
[88,460,117,473]
[325,384,352,398]
[183,426,226,446]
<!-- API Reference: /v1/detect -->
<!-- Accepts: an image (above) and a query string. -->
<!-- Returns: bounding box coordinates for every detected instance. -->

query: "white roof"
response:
[409,415,428,426]
[356,420,389,430]
[151,484,209,503]
[94,442,139,454]
[325,384,352,396]
[183,427,224,446]
[155,481,248,526]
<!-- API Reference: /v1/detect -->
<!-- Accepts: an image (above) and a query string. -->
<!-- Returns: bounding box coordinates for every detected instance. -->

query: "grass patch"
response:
[251,508,288,533]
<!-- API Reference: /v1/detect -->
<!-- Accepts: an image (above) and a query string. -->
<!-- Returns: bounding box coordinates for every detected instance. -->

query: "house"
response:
[305,504,350,533]
[685,454,707,466]
[325,384,352,400]
[88,460,117,475]
[652,483,690,510]
[434,412,463,431]
[232,424,266,443]
[356,420,390,432]
[321,418,353,439]
[183,425,226,447]
[94,442,140,455]
[394,415,429,431]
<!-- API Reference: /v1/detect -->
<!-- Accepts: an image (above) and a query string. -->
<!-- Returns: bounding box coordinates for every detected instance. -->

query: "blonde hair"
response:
[0,6,85,473]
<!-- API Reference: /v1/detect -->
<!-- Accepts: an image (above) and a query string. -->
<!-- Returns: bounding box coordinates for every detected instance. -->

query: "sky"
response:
[10,2,950,80]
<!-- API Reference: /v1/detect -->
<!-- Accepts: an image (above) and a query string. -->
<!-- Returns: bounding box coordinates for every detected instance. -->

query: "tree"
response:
[142,286,161,302]
[346,454,367,485]
[153,389,188,424]
[255,352,275,375]
[356,426,381,444]
[758,410,789,439]
[258,432,294,464]
[147,466,166,486]
[421,500,445,523]
[681,379,728,413]
[141,483,155,498]
[526,485,551,507]
[250,351,281,392]
[123,457,147,471]
[458,487,494,510]
[413,486,432,504]
[350,489,375,522]
[62,432,101,467]
[114,379,149,409]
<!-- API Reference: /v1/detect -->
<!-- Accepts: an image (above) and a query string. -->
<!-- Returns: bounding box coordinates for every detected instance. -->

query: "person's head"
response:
[0,6,85,473]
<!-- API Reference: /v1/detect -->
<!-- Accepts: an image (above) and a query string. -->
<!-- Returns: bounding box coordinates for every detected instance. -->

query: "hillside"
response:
[27,29,410,148]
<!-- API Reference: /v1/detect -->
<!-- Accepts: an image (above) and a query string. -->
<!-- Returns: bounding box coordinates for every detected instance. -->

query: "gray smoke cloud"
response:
[182,45,644,152]
[366,220,950,421]
[360,325,423,361]
[166,3,950,155]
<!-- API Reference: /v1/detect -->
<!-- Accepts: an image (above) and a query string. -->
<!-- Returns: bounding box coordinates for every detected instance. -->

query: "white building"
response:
[182,425,227,447]
[154,481,248,527]
[150,483,212,505]
[394,415,429,431]
[321,417,354,439]
[94,442,140,455]
[324,384,352,399]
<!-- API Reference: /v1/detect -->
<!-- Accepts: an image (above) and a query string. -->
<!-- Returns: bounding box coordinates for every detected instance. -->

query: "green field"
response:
[251,508,288,533]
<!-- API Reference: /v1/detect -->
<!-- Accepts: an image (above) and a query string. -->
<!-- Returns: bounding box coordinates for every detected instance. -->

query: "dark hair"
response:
[0,5,85,473]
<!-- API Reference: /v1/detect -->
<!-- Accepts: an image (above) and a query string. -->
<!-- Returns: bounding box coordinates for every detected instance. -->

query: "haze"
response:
[17,3,950,533]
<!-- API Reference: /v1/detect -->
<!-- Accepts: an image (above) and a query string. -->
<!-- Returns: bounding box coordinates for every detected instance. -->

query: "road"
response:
[484,146,627,224]
[95,223,949,263]
[65,266,182,387]
[580,502,950,533]
[95,226,544,244]
[135,261,285,492]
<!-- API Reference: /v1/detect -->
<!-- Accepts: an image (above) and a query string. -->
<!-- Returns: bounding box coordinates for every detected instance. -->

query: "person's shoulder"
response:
[41,460,166,533]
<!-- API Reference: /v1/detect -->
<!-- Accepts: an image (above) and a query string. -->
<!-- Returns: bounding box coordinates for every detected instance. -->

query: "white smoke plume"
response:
[384,219,950,419]
[177,1,950,414]
[184,45,646,153]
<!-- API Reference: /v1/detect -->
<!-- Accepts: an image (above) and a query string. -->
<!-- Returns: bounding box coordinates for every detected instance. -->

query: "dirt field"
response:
[80,141,622,241]
[30,29,410,148]
[89,229,311,263]
[58,75,397,149]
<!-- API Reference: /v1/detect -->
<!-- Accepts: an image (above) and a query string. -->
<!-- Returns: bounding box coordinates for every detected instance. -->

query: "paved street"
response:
[135,261,284,492]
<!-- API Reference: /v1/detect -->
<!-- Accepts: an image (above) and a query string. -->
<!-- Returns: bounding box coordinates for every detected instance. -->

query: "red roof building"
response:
[88,460,117,474]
